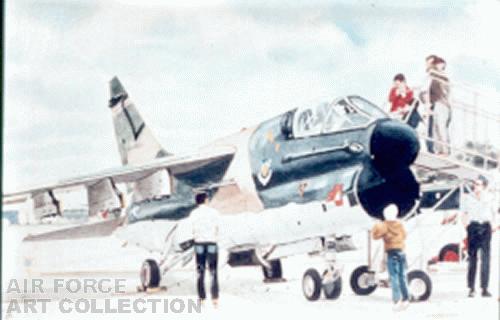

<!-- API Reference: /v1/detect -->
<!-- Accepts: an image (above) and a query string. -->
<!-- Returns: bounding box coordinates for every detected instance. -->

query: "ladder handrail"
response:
[417,135,499,175]
[415,74,500,103]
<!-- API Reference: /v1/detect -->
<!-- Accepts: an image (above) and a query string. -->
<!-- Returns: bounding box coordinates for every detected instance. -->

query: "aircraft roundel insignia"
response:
[257,159,273,186]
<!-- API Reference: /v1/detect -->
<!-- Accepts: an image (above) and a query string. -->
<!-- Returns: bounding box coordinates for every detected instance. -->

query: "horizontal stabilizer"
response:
[23,217,125,242]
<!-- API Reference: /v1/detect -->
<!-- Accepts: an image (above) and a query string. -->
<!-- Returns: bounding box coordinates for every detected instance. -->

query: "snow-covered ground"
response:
[2,219,498,320]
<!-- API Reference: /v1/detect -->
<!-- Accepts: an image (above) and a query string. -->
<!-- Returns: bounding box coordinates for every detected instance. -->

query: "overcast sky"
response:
[3,0,500,192]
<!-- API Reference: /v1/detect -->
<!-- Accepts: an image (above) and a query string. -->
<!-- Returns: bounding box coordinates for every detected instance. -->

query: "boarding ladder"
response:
[386,77,500,182]
[390,79,500,270]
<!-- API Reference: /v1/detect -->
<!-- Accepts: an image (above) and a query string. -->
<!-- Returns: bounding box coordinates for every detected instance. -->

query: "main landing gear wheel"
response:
[140,259,160,291]
[262,259,284,282]
[302,268,343,301]
[350,265,377,296]
[323,275,342,300]
[407,270,432,302]
[303,269,322,301]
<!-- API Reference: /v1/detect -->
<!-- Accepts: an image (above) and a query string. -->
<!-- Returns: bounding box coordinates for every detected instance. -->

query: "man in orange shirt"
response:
[388,74,414,119]
[372,204,410,311]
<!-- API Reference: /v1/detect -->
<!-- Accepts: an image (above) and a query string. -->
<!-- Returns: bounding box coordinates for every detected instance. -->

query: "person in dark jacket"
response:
[423,55,451,155]
[429,57,451,155]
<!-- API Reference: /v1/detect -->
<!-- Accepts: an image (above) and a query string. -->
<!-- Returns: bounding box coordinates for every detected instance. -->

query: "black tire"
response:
[407,270,432,302]
[262,259,283,280]
[350,265,377,295]
[140,259,160,289]
[302,269,322,301]
[438,243,460,262]
[323,276,342,300]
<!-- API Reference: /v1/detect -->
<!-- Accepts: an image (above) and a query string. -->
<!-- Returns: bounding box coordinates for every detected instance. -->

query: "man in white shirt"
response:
[190,192,220,306]
[461,175,496,298]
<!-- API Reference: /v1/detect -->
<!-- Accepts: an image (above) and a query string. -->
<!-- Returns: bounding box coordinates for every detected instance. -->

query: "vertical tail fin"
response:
[109,76,170,165]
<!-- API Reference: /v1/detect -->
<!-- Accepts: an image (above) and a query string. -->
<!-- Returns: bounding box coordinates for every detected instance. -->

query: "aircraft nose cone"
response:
[370,119,420,171]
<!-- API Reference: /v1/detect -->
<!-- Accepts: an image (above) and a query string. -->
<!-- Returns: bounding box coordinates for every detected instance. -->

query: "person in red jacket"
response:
[388,73,414,119]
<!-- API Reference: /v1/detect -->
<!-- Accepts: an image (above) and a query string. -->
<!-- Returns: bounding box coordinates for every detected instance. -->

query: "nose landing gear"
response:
[350,265,377,295]
[349,264,432,302]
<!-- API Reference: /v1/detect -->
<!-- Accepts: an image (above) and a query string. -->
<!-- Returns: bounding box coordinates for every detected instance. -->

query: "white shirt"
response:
[190,205,220,243]
[461,192,496,224]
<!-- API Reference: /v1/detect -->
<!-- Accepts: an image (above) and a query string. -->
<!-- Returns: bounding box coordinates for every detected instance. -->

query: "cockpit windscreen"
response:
[348,96,386,119]
[293,96,384,138]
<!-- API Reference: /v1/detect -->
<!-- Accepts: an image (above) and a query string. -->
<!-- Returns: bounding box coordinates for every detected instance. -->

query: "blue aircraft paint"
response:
[126,154,234,222]
[126,95,421,223]
[247,96,421,219]
[247,98,376,209]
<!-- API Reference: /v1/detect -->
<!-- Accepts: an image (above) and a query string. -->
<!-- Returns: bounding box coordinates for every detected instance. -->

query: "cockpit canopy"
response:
[292,96,386,138]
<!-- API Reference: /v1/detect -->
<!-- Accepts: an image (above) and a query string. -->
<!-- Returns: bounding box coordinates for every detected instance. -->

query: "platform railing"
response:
[384,76,500,176]
[417,135,499,174]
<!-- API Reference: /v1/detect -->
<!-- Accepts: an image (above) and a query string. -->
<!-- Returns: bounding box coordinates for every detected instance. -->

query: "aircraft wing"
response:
[3,146,235,200]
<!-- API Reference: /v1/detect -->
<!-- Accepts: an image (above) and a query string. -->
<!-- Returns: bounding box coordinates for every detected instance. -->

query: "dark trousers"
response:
[195,242,219,300]
[467,222,491,290]
[404,99,423,129]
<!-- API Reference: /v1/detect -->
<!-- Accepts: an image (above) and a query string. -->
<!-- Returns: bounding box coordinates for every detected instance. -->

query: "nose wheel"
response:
[350,265,377,295]
[407,270,432,301]
[349,265,432,301]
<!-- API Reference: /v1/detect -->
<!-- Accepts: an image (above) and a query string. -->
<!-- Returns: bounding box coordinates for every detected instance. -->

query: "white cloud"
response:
[4,0,500,192]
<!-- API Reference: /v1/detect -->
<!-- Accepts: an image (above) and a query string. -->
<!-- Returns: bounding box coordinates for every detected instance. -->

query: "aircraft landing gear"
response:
[138,241,194,292]
[139,259,160,291]
[302,266,342,301]
[302,238,343,301]
[350,265,377,295]
[256,237,344,301]
[322,267,343,300]
[407,270,432,301]
[262,259,285,283]
[303,269,322,301]
[349,265,432,301]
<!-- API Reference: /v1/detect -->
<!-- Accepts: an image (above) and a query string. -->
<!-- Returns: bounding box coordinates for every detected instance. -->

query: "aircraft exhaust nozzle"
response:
[356,120,420,220]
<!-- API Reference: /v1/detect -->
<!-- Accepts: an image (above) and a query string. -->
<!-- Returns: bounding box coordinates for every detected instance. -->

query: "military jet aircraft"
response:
[3,77,422,301]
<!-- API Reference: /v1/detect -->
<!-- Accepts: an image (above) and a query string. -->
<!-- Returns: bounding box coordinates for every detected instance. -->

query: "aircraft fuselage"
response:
[126,96,420,224]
